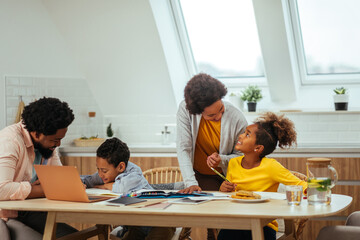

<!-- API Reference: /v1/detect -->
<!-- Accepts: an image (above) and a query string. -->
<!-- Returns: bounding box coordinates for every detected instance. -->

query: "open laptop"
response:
[34,165,113,203]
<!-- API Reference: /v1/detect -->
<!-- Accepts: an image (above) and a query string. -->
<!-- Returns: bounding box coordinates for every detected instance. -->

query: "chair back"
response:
[291,171,307,181]
[143,167,183,184]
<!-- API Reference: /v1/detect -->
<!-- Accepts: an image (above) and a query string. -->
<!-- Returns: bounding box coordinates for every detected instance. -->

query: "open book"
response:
[136,190,214,199]
[86,188,121,197]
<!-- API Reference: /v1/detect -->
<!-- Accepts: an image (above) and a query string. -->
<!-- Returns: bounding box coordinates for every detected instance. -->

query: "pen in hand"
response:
[210,167,231,182]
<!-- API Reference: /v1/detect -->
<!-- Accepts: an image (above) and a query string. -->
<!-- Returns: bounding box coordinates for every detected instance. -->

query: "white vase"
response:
[333,94,349,111]
[229,96,244,111]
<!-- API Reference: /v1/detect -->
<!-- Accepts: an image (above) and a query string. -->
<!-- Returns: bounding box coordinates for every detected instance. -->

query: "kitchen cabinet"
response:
[60,156,180,175]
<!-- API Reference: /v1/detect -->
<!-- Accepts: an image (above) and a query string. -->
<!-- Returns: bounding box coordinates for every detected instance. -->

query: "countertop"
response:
[59,143,360,157]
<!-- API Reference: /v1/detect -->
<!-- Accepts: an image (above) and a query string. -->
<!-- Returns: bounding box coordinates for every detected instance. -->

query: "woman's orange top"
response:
[193,117,222,175]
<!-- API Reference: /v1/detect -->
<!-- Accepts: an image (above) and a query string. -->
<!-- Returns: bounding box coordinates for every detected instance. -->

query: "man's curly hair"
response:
[22,97,74,135]
[96,138,130,167]
[184,73,227,114]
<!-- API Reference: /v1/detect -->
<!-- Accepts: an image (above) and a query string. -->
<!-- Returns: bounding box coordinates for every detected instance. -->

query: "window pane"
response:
[297,0,360,75]
[179,0,264,78]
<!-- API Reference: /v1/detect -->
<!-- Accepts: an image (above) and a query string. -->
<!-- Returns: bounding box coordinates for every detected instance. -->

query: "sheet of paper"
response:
[169,197,211,204]
[86,188,121,197]
[255,192,286,200]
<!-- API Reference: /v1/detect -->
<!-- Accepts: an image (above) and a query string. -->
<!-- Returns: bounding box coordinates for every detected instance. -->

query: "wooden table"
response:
[0,194,352,240]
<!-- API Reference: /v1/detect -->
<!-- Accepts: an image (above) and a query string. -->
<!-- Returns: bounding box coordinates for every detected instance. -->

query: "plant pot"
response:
[229,95,244,111]
[247,102,257,112]
[333,94,349,111]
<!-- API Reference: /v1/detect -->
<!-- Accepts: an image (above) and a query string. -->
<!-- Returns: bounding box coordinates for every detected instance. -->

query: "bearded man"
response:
[0,97,77,240]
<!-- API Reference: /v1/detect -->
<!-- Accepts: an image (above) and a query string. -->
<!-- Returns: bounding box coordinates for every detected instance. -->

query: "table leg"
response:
[96,224,110,240]
[251,219,264,240]
[43,212,57,240]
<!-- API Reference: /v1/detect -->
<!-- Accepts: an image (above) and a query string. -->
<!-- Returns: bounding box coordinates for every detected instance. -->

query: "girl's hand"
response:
[207,152,221,168]
[220,181,236,192]
[178,185,202,194]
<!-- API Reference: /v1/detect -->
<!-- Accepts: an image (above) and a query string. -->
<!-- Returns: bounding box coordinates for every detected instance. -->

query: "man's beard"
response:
[33,142,54,159]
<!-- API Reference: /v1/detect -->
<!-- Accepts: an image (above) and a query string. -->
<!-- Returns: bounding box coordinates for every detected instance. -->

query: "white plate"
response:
[231,196,270,203]
[255,192,286,200]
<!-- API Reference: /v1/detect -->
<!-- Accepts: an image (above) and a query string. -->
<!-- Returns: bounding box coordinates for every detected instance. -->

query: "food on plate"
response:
[231,190,261,200]
[74,136,105,147]
[79,135,100,140]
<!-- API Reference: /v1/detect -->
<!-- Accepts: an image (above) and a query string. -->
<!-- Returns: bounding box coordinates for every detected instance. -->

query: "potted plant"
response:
[228,92,244,111]
[106,123,114,137]
[333,87,349,111]
[241,85,263,112]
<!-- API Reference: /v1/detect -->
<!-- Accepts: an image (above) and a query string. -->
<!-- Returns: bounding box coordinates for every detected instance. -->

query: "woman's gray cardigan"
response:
[176,100,248,188]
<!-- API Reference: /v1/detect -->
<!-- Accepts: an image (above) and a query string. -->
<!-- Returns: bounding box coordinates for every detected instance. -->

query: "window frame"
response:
[288,0,360,85]
[169,0,268,87]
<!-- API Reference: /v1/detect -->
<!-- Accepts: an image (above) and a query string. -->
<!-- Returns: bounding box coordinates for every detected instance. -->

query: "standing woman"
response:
[177,73,248,194]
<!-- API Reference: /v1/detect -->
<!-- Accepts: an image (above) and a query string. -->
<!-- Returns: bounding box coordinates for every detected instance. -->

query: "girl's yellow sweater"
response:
[226,156,308,231]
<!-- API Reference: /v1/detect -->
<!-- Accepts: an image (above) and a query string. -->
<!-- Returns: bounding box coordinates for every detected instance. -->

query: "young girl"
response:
[212,112,307,240]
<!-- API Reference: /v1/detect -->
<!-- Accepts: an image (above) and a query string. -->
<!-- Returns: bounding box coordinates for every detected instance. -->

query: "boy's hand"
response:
[207,152,221,168]
[95,183,114,190]
[220,181,236,192]
[178,185,202,194]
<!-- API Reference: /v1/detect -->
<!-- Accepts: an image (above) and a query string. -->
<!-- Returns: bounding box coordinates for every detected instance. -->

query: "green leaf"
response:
[106,123,114,137]
[240,85,263,103]
[333,87,346,94]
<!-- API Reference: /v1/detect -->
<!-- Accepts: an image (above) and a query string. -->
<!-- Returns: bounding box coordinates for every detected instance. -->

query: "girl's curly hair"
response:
[184,73,227,114]
[254,112,297,158]
[96,137,130,167]
[22,97,74,135]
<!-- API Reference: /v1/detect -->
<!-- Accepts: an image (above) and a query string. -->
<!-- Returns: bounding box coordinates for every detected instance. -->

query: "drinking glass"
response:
[286,185,303,206]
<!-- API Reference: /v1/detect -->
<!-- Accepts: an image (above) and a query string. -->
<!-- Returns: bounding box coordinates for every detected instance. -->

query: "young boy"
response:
[81,137,175,240]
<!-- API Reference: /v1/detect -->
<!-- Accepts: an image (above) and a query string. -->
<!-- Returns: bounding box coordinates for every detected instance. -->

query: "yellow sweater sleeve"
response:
[227,156,307,192]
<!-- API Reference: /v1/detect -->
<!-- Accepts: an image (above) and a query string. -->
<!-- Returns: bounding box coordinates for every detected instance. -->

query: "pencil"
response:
[210,167,230,182]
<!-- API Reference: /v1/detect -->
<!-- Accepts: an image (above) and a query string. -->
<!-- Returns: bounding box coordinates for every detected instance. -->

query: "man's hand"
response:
[31,180,41,186]
[207,152,221,168]
[178,185,202,194]
[219,181,236,192]
[27,184,45,199]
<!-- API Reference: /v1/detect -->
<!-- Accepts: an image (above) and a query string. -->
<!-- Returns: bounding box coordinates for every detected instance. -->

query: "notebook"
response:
[106,196,146,206]
[34,165,113,203]
[136,190,213,199]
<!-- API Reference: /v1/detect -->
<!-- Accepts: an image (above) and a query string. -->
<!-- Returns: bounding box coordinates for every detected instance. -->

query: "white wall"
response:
[0,0,84,129]
[5,76,103,145]
[1,0,359,146]
[1,0,178,144]
[42,0,177,116]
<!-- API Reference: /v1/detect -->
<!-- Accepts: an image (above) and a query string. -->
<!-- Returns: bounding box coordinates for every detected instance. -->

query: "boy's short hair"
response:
[96,137,130,167]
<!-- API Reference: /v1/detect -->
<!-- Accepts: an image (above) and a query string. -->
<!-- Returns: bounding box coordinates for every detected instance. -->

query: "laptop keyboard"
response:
[88,195,105,200]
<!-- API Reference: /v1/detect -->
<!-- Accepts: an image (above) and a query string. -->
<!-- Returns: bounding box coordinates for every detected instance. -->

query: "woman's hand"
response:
[220,181,236,192]
[207,152,221,168]
[178,185,202,194]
